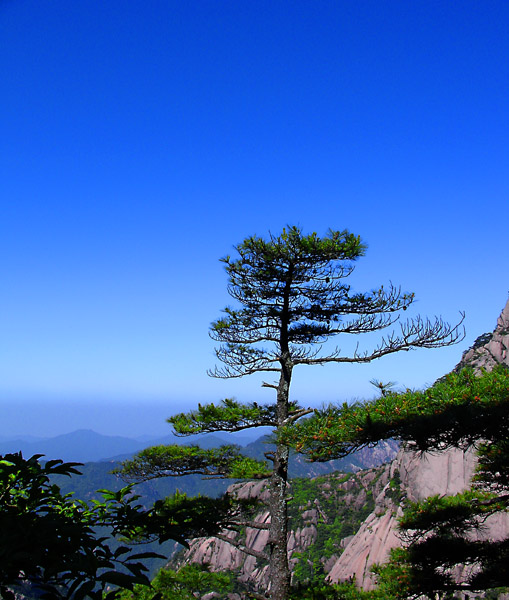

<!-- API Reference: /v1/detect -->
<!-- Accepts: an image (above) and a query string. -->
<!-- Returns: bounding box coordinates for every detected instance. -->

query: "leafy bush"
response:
[0,452,160,600]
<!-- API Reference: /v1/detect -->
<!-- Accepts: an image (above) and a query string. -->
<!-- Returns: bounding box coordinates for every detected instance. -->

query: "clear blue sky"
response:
[1,0,507,438]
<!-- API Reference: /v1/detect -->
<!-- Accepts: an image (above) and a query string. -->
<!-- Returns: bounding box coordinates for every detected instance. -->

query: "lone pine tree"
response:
[121,226,464,600]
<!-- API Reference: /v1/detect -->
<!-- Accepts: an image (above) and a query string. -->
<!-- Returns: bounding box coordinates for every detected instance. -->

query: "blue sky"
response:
[1,1,507,438]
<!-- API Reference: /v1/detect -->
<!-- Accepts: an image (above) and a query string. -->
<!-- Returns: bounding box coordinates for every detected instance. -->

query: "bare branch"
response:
[262,381,278,389]
[294,314,465,366]
[283,408,313,426]
[208,364,280,379]
[213,533,269,561]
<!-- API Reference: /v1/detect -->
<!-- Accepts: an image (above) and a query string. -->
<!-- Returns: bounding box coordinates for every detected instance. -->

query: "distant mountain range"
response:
[0,428,260,463]
[0,430,145,462]
[243,435,399,477]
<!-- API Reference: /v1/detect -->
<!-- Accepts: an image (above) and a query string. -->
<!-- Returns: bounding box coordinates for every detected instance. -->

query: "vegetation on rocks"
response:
[289,471,378,584]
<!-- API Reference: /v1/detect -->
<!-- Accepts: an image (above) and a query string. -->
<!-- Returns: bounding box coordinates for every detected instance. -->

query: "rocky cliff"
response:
[173,466,391,593]
[455,298,509,373]
[328,298,509,589]
[327,446,479,589]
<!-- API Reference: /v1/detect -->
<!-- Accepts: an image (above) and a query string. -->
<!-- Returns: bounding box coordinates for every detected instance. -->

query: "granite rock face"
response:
[455,298,509,373]
[182,480,272,589]
[327,446,478,589]
[328,298,509,589]
[174,468,389,592]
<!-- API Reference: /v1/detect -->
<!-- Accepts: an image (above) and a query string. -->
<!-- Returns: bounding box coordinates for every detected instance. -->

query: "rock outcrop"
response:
[327,446,478,588]
[455,298,509,373]
[182,480,272,589]
[173,467,390,593]
[328,298,509,589]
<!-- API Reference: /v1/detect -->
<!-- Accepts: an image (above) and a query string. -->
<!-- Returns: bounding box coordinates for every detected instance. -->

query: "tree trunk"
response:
[268,442,290,600]
[268,356,292,600]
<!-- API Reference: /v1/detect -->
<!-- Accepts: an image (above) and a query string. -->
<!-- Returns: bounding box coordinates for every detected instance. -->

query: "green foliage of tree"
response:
[169,398,279,434]
[120,226,463,600]
[119,443,270,482]
[0,452,162,600]
[289,366,509,598]
[0,452,245,600]
[283,366,508,460]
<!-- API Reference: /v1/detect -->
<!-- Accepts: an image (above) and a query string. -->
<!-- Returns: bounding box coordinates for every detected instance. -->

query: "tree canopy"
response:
[208,226,462,378]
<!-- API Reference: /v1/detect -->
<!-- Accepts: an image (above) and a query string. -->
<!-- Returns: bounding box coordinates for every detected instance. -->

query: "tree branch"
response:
[208,365,281,379]
[262,381,278,389]
[283,408,313,425]
[213,533,269,561]
[294,315,465,366]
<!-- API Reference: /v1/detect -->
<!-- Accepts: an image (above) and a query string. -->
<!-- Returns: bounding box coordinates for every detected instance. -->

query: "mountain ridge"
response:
[0,428,274,463]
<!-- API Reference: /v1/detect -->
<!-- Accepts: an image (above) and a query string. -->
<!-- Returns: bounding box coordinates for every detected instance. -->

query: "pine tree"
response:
[121,226,464,600]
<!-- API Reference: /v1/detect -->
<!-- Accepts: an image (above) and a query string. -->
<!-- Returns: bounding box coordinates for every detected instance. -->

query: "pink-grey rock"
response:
[327,448,477,589]
[456,298,509,373]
